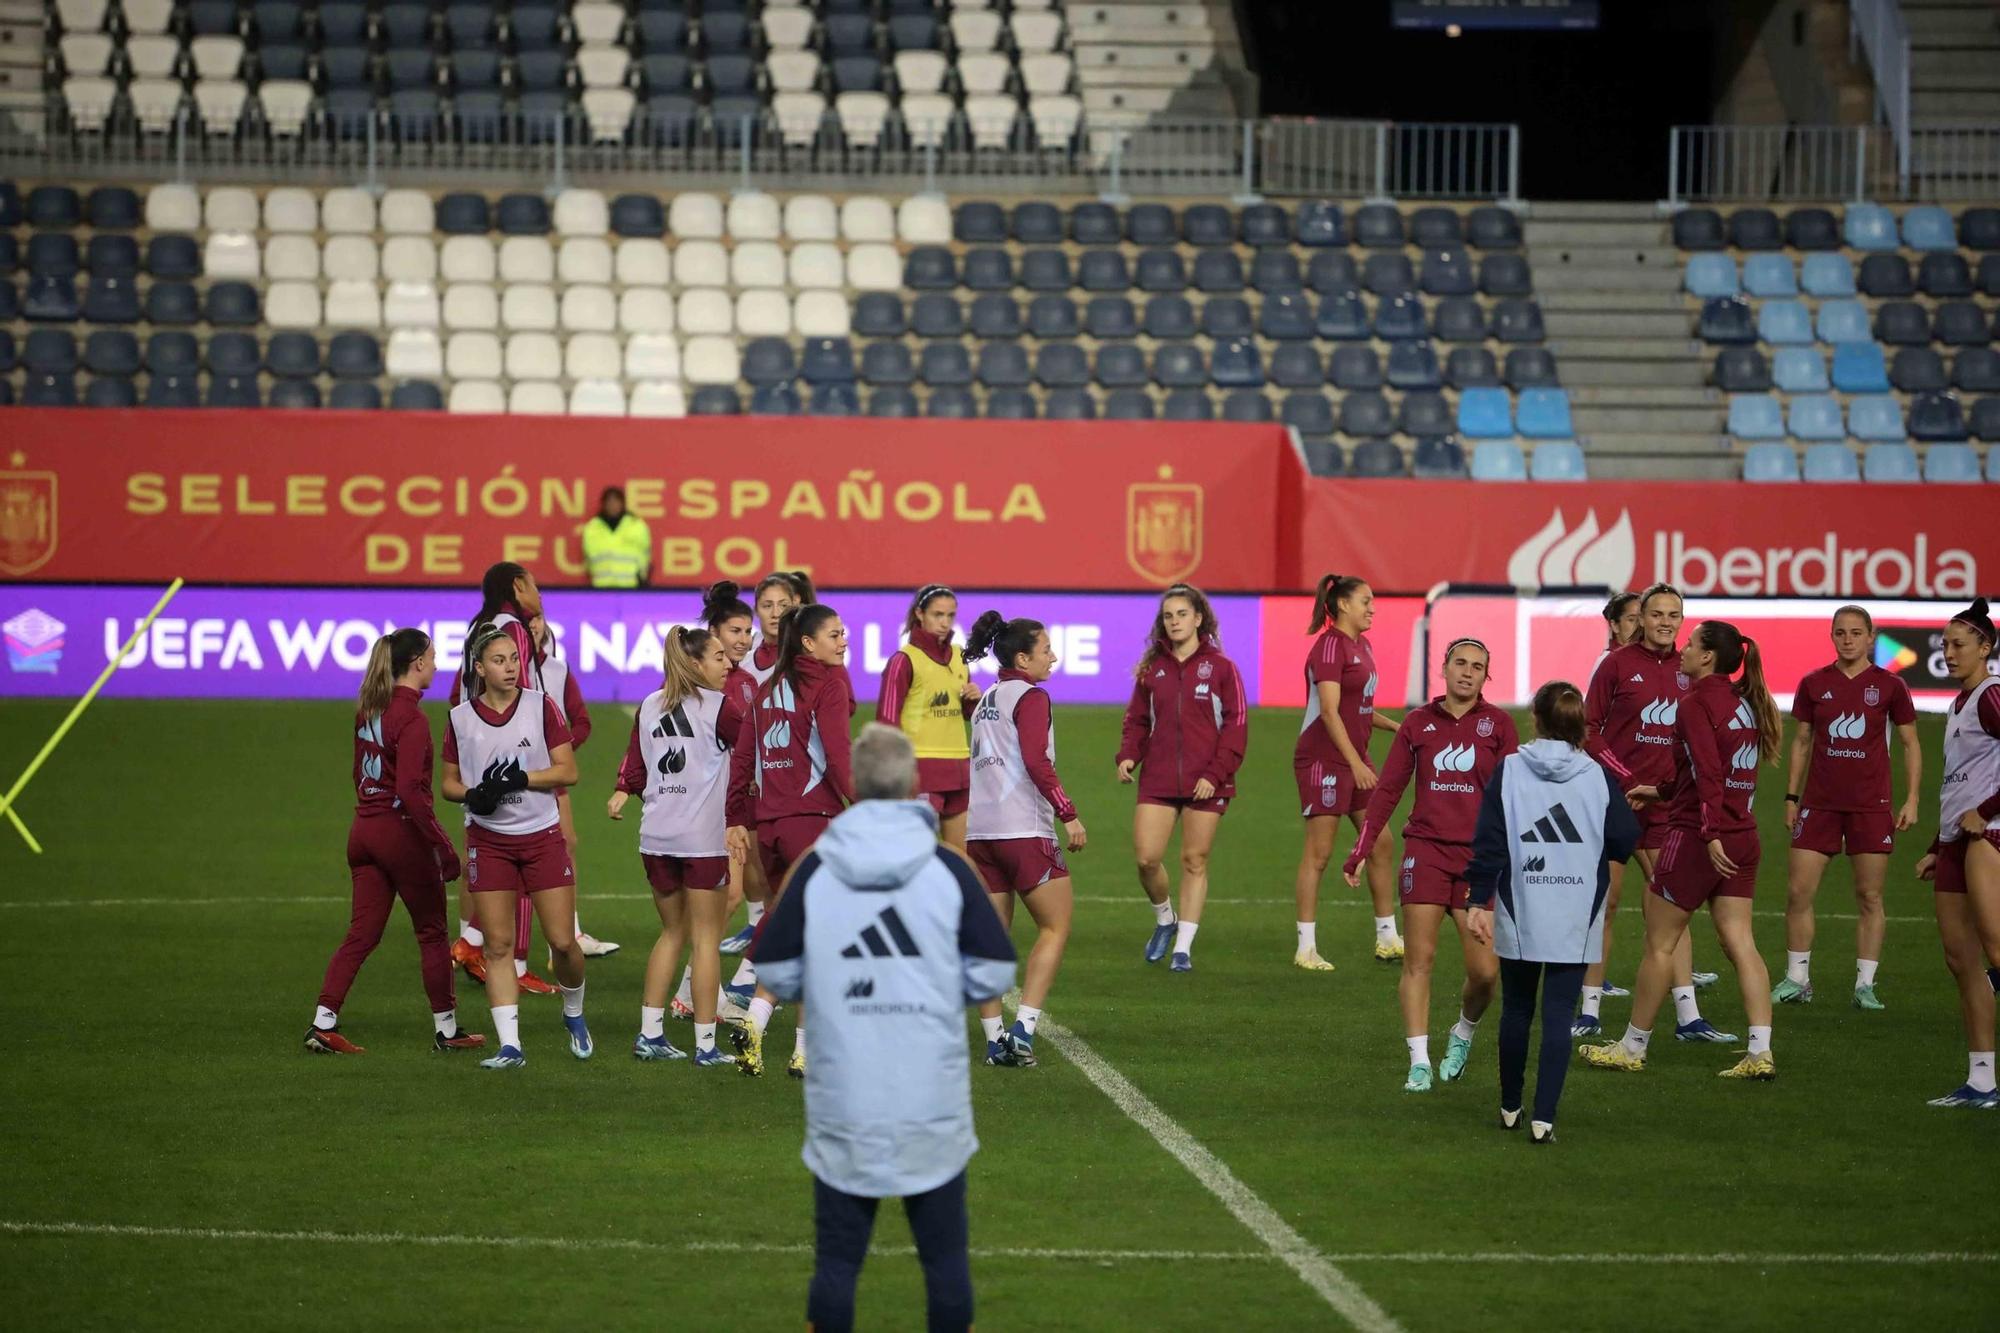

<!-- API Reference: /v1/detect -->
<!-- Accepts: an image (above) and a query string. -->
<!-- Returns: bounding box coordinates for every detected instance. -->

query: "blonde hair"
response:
[359,629,431,720]
[660,626,716,712]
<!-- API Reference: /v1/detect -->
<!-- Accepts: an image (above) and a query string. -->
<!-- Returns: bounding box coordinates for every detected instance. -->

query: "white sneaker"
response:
[578,932,621,957]
[1293,947,1336,972]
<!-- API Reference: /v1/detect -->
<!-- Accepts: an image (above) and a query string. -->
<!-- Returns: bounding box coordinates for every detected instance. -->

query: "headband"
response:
[1441,636,1489,660]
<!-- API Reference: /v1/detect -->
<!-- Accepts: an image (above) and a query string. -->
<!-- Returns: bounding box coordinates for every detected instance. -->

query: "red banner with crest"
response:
[0,411,1300,589]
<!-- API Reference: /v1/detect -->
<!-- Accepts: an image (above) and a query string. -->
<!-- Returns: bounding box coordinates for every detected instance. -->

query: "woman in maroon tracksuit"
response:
[1115,584,1246,972]
[306,629,485,1055]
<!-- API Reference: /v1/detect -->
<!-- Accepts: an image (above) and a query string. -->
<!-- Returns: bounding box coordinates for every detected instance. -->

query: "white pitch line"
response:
[1321,1250,1999,1265]
[0,1219,1266,1265]
[1037,1017,1402,1333]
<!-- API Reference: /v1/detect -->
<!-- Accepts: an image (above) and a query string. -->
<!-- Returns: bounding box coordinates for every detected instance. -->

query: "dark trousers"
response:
[809,1170,971,1333]
[318,818,454,1015]
[1497,958,1587,1125]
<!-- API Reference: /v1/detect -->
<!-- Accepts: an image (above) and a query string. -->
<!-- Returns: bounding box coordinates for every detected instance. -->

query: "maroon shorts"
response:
[466,825,574,895]
[924,787,971,820]
[643,852,731,894]
[1790,807,1896,858]
[968,836,1069,896]
[1295,758,1355,819]
[1140,793,1230,816]
[1650,827,1759,911]
[918,759,970,820]
[1398,835,1472,912]
[759,814,830,884]
[1933,830,2000,895]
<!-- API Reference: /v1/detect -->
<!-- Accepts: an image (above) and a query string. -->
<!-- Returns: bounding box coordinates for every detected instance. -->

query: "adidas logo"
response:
[1630,674,1644,683]
[1423,723,1437,733]
[1519,802,1585,844]
[515,736,534,748]
[1826,712,1866,740]
[1431,742,1477,774]
[1729,700,1755,730]
[840,905,923,959]
[1155,668,1167,678]
[1523,855,1546,873]
[844,977,875,999]
[1639,699,1678,727]
[1821,691,1833,700]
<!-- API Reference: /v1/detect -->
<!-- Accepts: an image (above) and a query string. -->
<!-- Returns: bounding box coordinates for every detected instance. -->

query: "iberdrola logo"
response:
[1873,635,1919,674]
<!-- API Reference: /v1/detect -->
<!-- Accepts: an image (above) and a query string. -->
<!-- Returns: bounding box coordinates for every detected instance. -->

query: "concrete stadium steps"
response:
[1069,0,1242,123]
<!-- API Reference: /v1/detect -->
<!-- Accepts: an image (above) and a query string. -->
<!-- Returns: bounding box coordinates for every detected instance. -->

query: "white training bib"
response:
[968,678,1057,843]
[635,687,732,858]
[449,687,560,836]
[1940,675,2000,843]
[745,632,777,686]
[540,649,571,722]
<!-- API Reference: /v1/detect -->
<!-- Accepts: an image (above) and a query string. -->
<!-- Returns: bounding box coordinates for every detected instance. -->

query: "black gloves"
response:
[464,783,502,817]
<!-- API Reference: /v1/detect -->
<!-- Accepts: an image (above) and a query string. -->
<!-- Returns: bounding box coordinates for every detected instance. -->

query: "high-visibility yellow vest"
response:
[581,514,651,588]
[897,641,971,759]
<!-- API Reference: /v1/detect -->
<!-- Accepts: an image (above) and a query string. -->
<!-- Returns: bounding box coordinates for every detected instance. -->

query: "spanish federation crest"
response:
[1676,672,1690,690]
[1126,467,1203,587]
[0,452,57,578]
[1863,684,1881,708]
[1197,660,1213,680]
[1476,716,1496,738]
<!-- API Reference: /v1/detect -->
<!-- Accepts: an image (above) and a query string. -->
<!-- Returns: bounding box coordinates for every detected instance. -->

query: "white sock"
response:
[1407,1034,1430,1066]
[1747,1025,1772,1056]
[1375,915,1398,941]
[982,1015,1005,1043]
[1017,1005,1041,1036]
[513,957,527,979]
[675,966,693,1006]
[1152,899,1176,927]
[793,1026,806,1055]
[1174,921,1199,955]
[1621,1023,1651,1056]
[748,997,775,1035]
[494,1004,520,1051]
[559,980,585,1019]
[1296,921,1317,953]
[640,1005,665,1039]
[1856,958,1879,987]
[695,1021,717,1053]
[1580,986,1604,1020]
[460,920,483,947]
[1451,1012,1479,1043]
[313,1005,338,1031]
[1970,1052,1997,1094]
[1786,950,1811,985]
[730,958,757,988]
[432,1008,456,1037]
[1672,986,1700,1025]
[747,901,766,927]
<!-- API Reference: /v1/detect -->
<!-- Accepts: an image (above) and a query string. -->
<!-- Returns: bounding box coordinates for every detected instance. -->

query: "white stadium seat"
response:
[263,234,319,281]
[773,93,829,146]
[794,291,851,338]
[898,195,951,244]
[951,11,1002,50]
[383,236,439,284]
[557,237,613,285]
[204,186,259,232]
[677,288,733,335]
[1021,52,1074,96]
[203,231,260,279]
[1029,93,1082,146]
[445,331,502,379]
[730,241,786,289]
[735,290,791,337]
[553,188,609,236]
[559,285,616,332]
[840,196,895,242]
[194,79,248,133]
[120,0,173,34]
[581,88,636,141]
[380,189,435,235]
[63,78,118,131]
[263,187,318,234]
[499,236,555,283]
[667,192,724,240]
[501,284,558,331]
[835,92,890,147]
[575,44,629,88]
[629,382,688,417]
[624,333,680,380]
[956,52,1010,96]
[726,191,782,240]
[788,242,844,290]
[442,283,499,330]
[893,50,948,95]
[783,194,839,241]
[504,331,562,380]
[260,80,314,135]
[964,94,1020,149]
[564,332,622,380]
[60,34,114,74]
[572,2,625,43]
[384,282,441,328]
[325,279,383,328]
[324,235,379,281]
[385,329,444,378]
[568,380,627,416]
[760,6,814,48]
[442,236,499,282]
[57,0,109,29]
[672,239,727,286]
[129,78,185,132]
[264,281,322,328]
[618,287,675,333]
[322,187,377,235]
[189,34,244,79]
[1011,11,1064,52]
[681,334,741,386]
[766,49,820,94]
[615,238,671,286]
[901,94,956,148]
[509,381,567,415]
[124,35,181,79]
[845,242,901,291]
[449,380,507,414]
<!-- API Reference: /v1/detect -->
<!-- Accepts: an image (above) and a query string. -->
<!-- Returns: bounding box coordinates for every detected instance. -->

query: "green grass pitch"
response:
[0,699,1993,1331]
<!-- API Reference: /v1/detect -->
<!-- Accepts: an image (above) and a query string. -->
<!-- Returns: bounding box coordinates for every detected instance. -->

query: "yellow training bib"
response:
[897,642,971,759]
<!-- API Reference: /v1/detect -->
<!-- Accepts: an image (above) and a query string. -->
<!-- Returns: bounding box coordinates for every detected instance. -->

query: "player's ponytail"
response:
[661,625,714,712]
[1306,573,1366,634]
[775,570,819,605]
[474,561,529,628]
[1699,620,1781,765]
[1531,679,1586,747]
[359,628,431,720]
[768,603,839,699]
[964,610,1044,671]
[702,580,753,632]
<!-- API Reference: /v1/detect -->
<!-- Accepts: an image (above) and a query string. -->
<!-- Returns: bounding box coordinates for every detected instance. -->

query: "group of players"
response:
[305,560,2000,1110]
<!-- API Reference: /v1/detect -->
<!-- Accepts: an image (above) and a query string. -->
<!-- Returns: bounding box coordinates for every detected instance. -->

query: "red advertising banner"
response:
[0,410,1301,590]
[1297,479,1998,598]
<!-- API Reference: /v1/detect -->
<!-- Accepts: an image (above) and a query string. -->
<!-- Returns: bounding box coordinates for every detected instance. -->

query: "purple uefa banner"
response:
[1,586,1267,707]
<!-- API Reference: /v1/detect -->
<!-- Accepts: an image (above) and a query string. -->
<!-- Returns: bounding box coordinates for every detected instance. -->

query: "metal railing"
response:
[1667,122,2000,202]
[0,96,1519,201]
[1849,0,1912,191]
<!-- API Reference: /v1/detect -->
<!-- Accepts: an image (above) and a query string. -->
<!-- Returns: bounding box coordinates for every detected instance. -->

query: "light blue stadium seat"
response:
[1901,205,1956,252]
[1529,440,1587,480]
[1990,446,2000,482]
[1456,386,1513,438]
[1756,299,1813,345]
[1772,346,1829,392]
[1787,394,1845,441]
[1802,442,1861,481]
[1469,440,1528,481]
[1843,204,1899,251]
[1924,442,1983,483]
[1847,395,1906,442]
[1515,387,1572,438]
[1742,254,1798,297]
[1800,253,1856,297]
[1727,394,1785,439]
[1684,254,1737,297]
[1741,442,1800,482]
[1814,299,1870,344]
[1862,442,1921,481]
[1830,342,1890,393]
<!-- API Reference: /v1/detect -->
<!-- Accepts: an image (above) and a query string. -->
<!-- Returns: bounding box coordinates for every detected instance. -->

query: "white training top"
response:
[1940,675,2000,843]
[449,687,561,836]
[968,677,1056,843]
[540,648,570,722]
[635,687,732,858]
[745,631,777,686]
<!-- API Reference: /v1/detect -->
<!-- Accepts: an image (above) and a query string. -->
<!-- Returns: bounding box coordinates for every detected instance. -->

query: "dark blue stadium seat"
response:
[825,14,874,52]
[328,331,382,378]
[1043,388,1094,420]
[456,89,507,136]
[206,331,260,376]
[1412,437,1468,478]
[1340,391,1394,438]
[1398,390,1452,436]
[1419,249,1474,296]
[23,276,79,322]
[83,330,139,376]
[1079,250,1130,293]
[1269,343,1323,388]
[636,10,685,48]
[1922,254,1975,299]
[707,12,752,50]
[0,182,18,227]
[1891,347,1948,393]
[86,186,140,230]
[144,235,200,278]
[1221,390,1272,423]
[867,386,919,417]
[1492,299,1546,343]
[436,193,491,234]
[0,234,13,273]
[1011,202,1063,245]
[87,234,139,274]
[1971,397,2000,442]
[1466,206,1520,250]
[690,385,742,415]
[1259,292,1314,341]
[828,54,878,92]
[919,342,972,386]
[1431,298,1485,344]
[1084,296,1137,339]
[1094,342,1147,388]
[1315,291,1369,340]
[319,2,367,43]
[962,248,1013,292]
[750,383,802,415]
[144,280,198,326]
[1070,202,1120,245]
[0,330,13,372]
[516,50,568,92]
[1874,301,1931,346]
[387,47,436,91]
[801,337,856,385]
[743,337,797,386]
[1162,389,1213,421]
[145,373,199,408]
[716,54,763,93]
[1785,207,1839,251]
[1328,345,1382,390]
[205,282,260,327]
[1362,252,1415,296]
[1020,250,1071,292]
[207,374,262,408]
[270,378,321,408]
[84,377,136,408]
[1729,208,1782,250]
[1125,203,1175,246]
[453,50,503,89]
[1858,253,1914,297]
[1211,338,1264,388]
[1712,346,1771,392]
[146,332,200,375]
[925,386,976,418]
[1294,200,1346,247]
[28,233,79,278]
[1956,347,2000,393]
[511,4,561,47]
[1962,207,2000,251]
[24,373,79,406]
[321,45,371,89]
[811,383,861,416]
[1191,250,1243,293]
[26,185,80,230]
[911,293,964,338]
[1135,249,1186,293]
[853,292,905,337]
[1201,298,1251,339]
[984,388,1037,419]
[446,3,496,46]
[610,194,666,237]
[1372,293,1428,340]
[1504,347,1560,389]
[1446,346,1500,388]
[1104,388,1154,420]
[977,342,1030,387]
[1,280,21,321]
[24,330,78,375]
[1251,251,1302,293]
[1909,390,1967,442]
[380,2,431,46]
[968,294,1021,339]
[1306,250,1358,294]
[862,341,915,385]
[1143,295,1195,340]
[266,331,320,377]
[641,55,690,93]
[955,201,1006,243]
[1181,204,1232,246]
[1672,208,1725,250]
[1026,294,1078,339]
[1386,341,1441,390]
[82,275,140,323]
[905,246,957,290]
[1301,438,1348,477]
[1240,203,1289,247]
[1152,342,1207,388]
[1281,391,1334,436]
[326,381,380,410]
[496,193,550,235]
[1353,203,1405,248]
[1410,207,1462,249]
